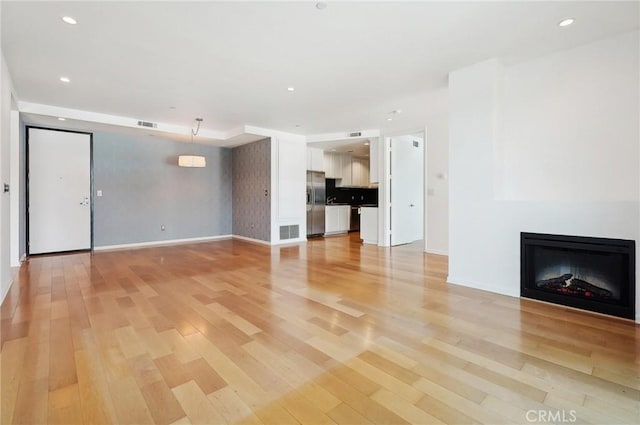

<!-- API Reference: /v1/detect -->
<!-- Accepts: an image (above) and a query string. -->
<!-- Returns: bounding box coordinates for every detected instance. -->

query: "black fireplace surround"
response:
[521,233,635,320]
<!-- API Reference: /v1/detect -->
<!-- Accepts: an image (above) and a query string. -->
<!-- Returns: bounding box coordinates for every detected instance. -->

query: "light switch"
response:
[97,190,103,197]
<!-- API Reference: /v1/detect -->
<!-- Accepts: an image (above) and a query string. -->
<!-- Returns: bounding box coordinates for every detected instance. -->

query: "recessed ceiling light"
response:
[364,142,370,146]
[58,117,66,121]
[316,2,327,10]
[60,76,70,83]
[386,117,393,121]
[287,87,295,92]
[61,16,77,25]
[331,148,337,152]
[558,18,574,27]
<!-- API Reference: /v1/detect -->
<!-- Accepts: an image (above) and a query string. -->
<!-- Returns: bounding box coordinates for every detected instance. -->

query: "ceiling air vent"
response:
[349,132,362,137]
[137,120,158,128]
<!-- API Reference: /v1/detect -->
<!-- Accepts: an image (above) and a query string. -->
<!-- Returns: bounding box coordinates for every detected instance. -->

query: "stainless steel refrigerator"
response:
[306,171,326,237]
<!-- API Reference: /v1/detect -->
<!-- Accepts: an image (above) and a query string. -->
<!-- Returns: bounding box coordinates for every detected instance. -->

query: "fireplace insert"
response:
[521,233,635,320]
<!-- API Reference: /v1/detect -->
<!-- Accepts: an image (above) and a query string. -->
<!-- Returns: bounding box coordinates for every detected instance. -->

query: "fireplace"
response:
[521,233,635,320]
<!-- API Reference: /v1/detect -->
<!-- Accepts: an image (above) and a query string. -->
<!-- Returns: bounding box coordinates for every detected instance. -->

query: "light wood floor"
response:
[1,233,638,425]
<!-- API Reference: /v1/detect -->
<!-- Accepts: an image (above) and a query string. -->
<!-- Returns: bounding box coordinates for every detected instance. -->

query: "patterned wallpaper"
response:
[232,138,271,242]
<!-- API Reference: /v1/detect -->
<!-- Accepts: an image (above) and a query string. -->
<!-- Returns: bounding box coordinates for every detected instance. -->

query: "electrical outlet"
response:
[161,225,166,231]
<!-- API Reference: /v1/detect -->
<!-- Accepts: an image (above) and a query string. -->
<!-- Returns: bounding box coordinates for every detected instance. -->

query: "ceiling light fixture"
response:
[287,87,295,92]
[178,118,206,168]
[316,2,327,10]
[61,16,77,25]
[386,118,393,121]
[558,18,574,27]
[58,117,66,121]
[60,76,70,83]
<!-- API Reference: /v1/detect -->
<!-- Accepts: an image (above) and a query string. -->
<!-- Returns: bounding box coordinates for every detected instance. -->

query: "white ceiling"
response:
[3,1,638,137]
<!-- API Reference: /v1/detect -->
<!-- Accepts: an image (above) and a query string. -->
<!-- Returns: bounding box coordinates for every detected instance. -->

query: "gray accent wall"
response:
[93,132,232,247]
[232,138,271,242]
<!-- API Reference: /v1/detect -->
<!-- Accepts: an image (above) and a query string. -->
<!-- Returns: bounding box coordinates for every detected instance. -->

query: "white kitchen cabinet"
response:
[352,157,370,187]
[339,155,352,186]
[324,152,342,179]
[306,147,324,172]
[325,205,350,235]
[369,138,379,184]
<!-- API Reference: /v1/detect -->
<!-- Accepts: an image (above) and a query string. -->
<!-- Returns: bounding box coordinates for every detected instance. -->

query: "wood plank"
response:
[172,380,227,425]
[140,380,186,425]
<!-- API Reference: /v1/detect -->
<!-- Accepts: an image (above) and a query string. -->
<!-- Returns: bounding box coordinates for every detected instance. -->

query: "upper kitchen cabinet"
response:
[336,155,371,187]
[351,157,370,187]
[340,155,353,186]
[324,152,343,179]
[306,147,324,172]
[369,137,379,184]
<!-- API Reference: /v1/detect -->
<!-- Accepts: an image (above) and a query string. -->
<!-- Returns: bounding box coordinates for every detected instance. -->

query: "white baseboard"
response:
[20,254,26,263]
[231,235,271,245]
[425,248,448,256]
[446,275,519,298]
[94,235,233,251]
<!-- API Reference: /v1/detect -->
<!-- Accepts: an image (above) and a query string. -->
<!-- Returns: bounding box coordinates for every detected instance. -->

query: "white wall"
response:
[500,31,639,202]
[448,31,640,323]
[425,107,449,255]
[377,88,450,253]
[269,132,307,245]
[1,49,17,303]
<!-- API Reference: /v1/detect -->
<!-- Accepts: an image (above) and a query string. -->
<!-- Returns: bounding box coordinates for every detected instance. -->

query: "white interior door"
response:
[28,128,91,254]
[391,135,424,246]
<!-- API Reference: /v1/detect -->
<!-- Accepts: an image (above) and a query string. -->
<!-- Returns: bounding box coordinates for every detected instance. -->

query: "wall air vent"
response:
[279,225,300,240]
[137,120,158,128]
[349,132,362,137]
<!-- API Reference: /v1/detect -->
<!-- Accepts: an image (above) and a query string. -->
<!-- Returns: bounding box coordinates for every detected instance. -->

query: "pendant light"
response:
[178,117,206,167]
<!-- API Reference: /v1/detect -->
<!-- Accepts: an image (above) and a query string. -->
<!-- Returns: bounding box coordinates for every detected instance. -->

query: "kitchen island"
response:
[360,206,378,244]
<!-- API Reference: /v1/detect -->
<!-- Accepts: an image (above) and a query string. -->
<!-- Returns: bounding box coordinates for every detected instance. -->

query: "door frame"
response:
[379,127,428,249]
[26,126,94,255]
